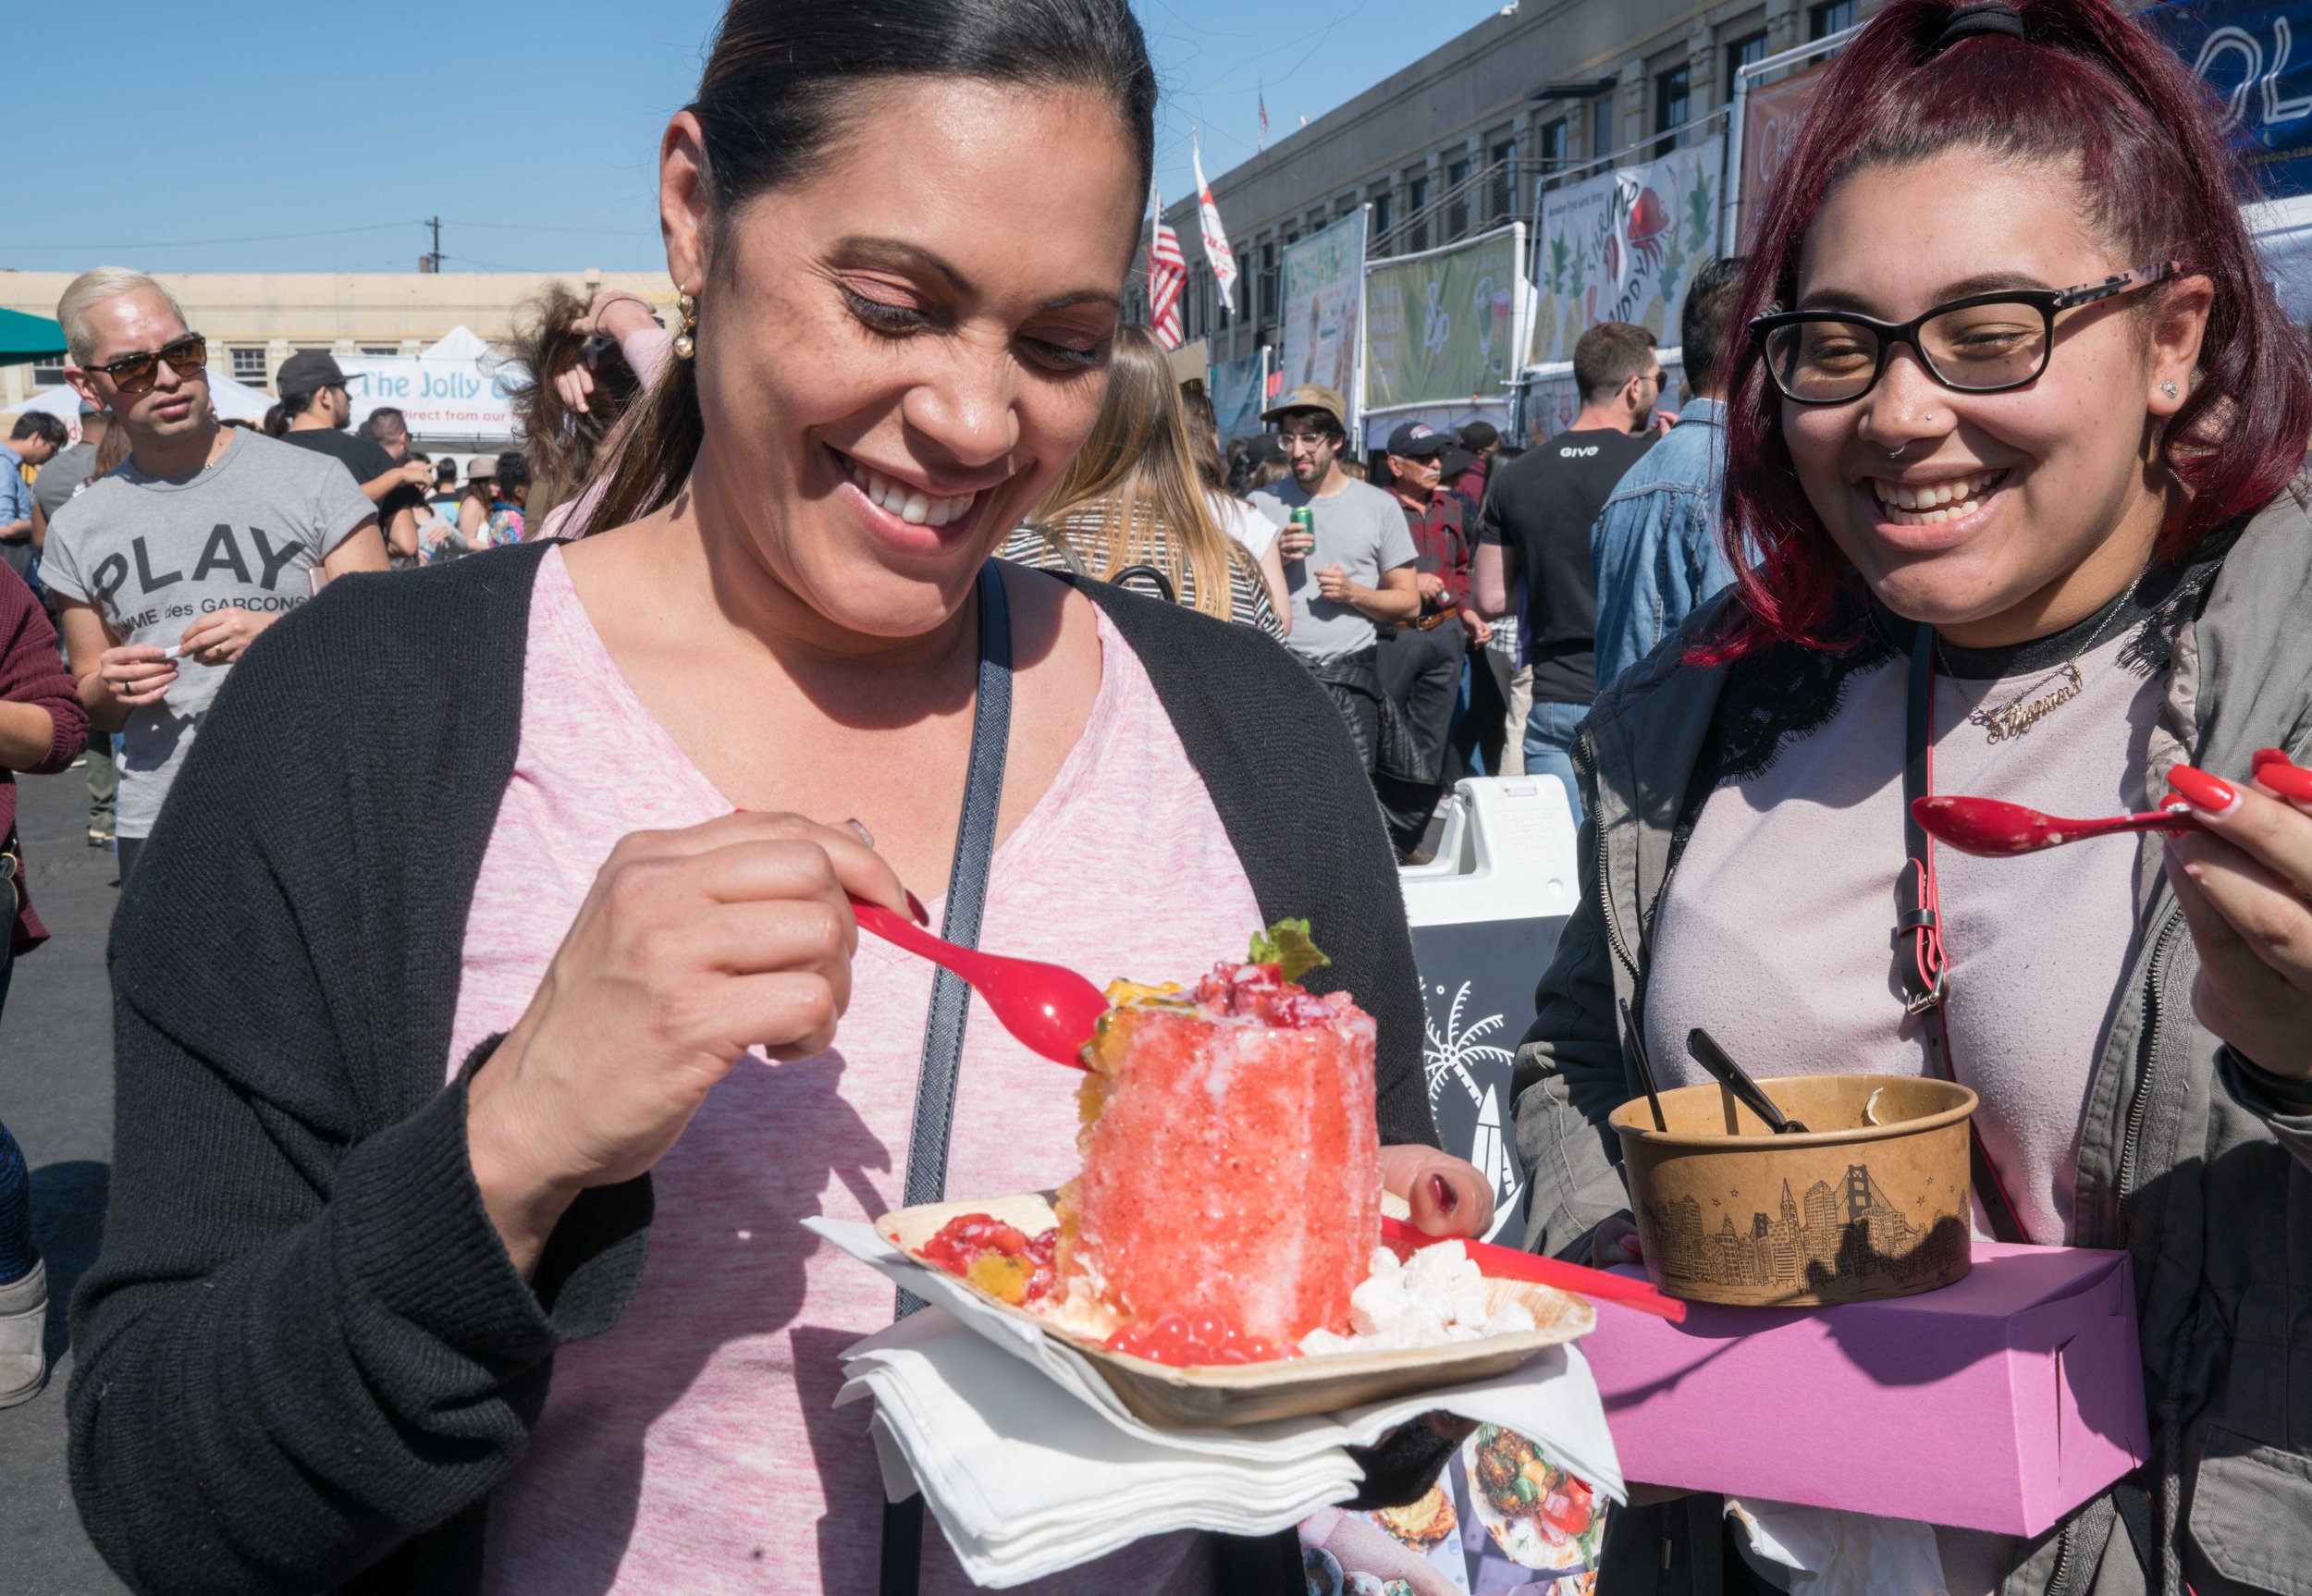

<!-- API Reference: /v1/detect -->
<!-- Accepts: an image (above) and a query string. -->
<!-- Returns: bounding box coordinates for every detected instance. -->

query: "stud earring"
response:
[673,289,698,361]
[2160,380,2180,399]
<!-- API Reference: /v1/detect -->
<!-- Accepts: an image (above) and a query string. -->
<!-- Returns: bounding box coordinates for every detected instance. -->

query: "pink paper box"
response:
[1580,1244,2148,1535]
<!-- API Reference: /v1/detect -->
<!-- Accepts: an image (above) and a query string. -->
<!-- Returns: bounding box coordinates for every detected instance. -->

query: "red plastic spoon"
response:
[1910,794,2197,858]
[850,896,1105,1068]
[1378,1215,1688,1322]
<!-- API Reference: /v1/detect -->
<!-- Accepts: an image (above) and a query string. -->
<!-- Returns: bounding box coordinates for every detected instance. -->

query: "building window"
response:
[1654,66,1691,157]
[1489,138,1518,219]
[229,346,267,382]
[1727,31,1768,102]
[1406,172,1430,252]
[1592,92,1617,163]
[30,362,66,387]
[1810,1,1855,40]
[1538,119,1568,190]
[359,345,398,357]
[1371,188,1394,240]
[1445,157,1470,239]
[1258,240,1278,323]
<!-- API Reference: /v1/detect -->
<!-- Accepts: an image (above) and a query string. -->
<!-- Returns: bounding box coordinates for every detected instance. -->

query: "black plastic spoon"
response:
[1686,1026,1810,1135]
[1619,999,1667,1132]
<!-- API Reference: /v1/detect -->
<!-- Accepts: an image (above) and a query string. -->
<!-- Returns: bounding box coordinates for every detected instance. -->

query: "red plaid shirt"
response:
[1396,489,1472,614]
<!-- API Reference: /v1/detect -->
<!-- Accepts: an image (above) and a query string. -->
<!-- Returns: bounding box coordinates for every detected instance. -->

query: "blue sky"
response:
[10,0,1510,277]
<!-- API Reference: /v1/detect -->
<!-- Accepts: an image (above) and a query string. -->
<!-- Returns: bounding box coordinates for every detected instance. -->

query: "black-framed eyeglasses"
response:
[1749,262,2179,405]
[85,333,209,396]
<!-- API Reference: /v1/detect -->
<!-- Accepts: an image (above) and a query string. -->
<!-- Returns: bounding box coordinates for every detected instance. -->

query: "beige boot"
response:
[0,1258,49,1408]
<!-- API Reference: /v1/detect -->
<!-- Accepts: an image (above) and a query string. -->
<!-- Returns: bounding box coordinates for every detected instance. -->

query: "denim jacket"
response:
[1588,397,1735,691]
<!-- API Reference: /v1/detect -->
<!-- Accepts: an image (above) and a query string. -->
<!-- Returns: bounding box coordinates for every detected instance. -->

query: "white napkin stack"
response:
[807,1215,1623,1590]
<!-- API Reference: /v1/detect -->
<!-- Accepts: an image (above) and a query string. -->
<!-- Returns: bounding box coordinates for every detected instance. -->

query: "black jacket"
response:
[68,541,1434,1594]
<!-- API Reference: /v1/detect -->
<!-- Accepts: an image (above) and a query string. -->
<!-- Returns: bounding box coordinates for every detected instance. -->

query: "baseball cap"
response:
[465,454,497,478]
[1384,422,1451,459]
[1457,419,1500,451]
[275,349,348,399]
[1261,383,1347,430]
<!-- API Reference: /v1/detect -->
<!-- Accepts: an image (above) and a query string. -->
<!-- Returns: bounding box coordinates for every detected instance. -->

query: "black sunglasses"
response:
[1749,262,2179,405]
[85,333,209,396]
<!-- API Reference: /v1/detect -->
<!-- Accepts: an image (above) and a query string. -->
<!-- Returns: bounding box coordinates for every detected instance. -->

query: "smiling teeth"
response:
[844,457,978,527]
[1871,470,2005,524]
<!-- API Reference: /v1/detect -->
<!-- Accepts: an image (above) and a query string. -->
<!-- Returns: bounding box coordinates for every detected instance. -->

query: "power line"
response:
[5,221,425,252]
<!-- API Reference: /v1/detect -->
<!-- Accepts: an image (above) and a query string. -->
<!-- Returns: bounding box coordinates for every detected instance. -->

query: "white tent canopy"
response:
[421,325,494,362]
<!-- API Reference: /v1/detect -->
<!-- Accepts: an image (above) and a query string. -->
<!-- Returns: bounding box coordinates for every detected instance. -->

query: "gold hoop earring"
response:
[672,289,698,361]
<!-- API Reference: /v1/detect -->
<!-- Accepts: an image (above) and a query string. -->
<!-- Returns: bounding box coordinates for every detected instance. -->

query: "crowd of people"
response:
[0,0,2307,1593]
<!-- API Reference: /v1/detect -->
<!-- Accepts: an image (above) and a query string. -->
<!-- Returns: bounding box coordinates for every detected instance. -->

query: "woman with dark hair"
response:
[1513,3,2312,1592]
[67,4,1488,1592]
[508,283,675,538]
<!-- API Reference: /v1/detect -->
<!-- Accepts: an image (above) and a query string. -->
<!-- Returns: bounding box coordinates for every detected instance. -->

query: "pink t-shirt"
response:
[455,548,1265,1593]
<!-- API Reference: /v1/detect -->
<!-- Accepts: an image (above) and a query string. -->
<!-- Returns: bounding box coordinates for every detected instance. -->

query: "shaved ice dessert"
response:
[1057,921,1380,1351]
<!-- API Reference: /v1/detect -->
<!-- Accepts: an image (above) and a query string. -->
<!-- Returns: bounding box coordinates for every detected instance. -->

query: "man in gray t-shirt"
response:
[1246,386,1418,663]
[43,269,386,874]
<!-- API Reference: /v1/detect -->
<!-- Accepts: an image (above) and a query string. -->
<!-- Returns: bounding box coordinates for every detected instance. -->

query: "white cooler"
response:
[1397,777,1582,1244]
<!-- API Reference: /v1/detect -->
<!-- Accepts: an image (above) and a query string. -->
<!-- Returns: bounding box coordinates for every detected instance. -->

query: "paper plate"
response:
[875,1192,1595,1429]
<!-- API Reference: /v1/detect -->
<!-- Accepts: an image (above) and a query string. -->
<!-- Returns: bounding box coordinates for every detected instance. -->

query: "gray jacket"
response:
[1511,494,2312,1596]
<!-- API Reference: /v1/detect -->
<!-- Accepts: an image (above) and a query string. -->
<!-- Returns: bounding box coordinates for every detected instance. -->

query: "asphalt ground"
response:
[1,763,131,1593]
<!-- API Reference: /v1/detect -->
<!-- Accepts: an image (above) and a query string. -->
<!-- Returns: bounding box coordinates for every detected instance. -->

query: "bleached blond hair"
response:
[56,268,188,365]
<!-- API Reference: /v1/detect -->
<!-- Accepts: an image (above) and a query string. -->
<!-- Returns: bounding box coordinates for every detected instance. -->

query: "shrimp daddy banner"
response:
[1277,210,1368,399]
[1532,134,1724,363]
[1361,226,1525,412]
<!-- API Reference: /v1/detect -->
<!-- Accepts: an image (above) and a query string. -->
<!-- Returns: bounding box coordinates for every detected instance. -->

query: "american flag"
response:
[1259,86,1269,152]
[1147,188,1186,350]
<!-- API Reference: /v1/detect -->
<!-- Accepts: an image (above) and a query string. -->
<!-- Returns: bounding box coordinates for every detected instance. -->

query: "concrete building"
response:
[0,267,673,411]
[1138,0,1879,367]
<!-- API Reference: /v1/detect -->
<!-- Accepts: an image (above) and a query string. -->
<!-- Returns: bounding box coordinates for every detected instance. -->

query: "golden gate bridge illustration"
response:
[1641,1161,1969,1295]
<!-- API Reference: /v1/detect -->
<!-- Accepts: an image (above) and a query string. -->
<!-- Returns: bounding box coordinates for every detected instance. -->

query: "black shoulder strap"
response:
[1900,625,2032,1246]
[881,562,1013,1595]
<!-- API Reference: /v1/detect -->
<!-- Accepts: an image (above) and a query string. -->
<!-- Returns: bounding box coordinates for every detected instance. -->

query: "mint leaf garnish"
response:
[1248,918,1330,984]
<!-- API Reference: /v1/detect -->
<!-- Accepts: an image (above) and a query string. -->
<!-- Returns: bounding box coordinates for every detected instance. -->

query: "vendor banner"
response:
[341,355,525,440]
[1362,225,1525,413]
[1532,135,1724,364]
[1276,210,1366,401]
[1735,64,1826,247]
[2141,1,2312,197]
[1208,349,1269,443]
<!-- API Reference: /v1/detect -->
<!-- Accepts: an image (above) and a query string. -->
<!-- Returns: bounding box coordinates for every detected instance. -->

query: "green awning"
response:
[0,306,67,367]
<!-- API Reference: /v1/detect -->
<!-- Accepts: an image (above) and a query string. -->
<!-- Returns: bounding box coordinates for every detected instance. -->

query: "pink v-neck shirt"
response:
[450,549,1263,1593]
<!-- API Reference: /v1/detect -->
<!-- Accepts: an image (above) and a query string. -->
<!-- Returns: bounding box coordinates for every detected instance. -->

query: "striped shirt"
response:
[1002,505,1283,638]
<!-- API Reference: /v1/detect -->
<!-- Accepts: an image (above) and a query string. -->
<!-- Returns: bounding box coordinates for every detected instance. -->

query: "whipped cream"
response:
[1297,1243,1536,1356]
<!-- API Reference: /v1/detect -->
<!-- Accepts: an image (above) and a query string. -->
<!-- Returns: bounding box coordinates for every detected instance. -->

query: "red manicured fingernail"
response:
[2167,765,2242,817]
[1429,1172,1458,1216]
[2158,792,2193,813]
[2257,762,2312,802]
[2252,747,2296,773]
[904,890,930,926]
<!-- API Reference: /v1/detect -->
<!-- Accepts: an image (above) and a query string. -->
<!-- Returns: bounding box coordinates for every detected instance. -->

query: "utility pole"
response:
[419,216,443,274]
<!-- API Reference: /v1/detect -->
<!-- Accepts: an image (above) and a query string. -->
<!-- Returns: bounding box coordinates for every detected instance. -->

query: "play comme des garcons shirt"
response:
[42,427,374,840]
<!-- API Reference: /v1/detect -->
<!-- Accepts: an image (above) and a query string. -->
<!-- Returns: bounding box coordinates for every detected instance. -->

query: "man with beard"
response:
[1248,384,1426,849]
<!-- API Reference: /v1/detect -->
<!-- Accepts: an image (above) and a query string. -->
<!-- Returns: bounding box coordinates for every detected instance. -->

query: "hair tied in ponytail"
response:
[1935,2,2027,50]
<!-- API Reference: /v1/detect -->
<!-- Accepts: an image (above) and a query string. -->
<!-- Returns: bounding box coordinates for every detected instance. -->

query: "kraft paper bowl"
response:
[1608,1074,1976,1307]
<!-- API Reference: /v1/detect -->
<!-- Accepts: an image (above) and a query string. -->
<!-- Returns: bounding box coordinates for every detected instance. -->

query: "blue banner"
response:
[1208,350,1269,444]
[2142,0,2312,196]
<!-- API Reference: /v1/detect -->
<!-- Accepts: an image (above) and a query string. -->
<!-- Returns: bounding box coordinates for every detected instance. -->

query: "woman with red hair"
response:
[1513,2,2312,1590]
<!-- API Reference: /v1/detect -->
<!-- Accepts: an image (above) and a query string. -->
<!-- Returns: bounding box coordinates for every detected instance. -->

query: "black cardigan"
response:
[68,542,1436,1595]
